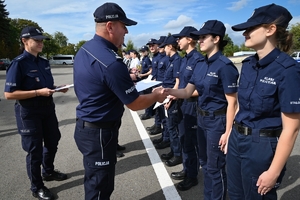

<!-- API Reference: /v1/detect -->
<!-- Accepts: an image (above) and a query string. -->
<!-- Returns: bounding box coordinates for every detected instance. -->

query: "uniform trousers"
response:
[197,114,227,200]
[15,102,61,193]
[227,126,285,200]
[74,118,121,200]
[178,100,199,178]
[166,100,181,156]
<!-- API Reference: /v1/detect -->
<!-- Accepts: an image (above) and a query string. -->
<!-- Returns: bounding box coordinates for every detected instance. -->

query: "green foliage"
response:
[75,40,87,53]
[290,23,300,52]
[43,33,60,59]
[54,31,68,48]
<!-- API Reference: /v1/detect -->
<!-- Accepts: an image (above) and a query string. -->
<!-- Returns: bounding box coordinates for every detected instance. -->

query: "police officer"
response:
[158,36,182,166]
[189,20,239,200]
[4,26,68,200]
[73,3,166,200]
[170,26,204,190]
[228,4,300,200]
[153,36,172,150]
[138,45,153,120]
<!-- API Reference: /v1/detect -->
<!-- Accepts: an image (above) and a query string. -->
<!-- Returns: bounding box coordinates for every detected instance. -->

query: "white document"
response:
[135,79,162,92]
[153,98,170,109]
[54,84,74,91]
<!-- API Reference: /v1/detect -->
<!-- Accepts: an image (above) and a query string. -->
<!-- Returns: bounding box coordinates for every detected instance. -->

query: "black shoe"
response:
[149,127,162,135]
[176,177,198,191]
[160,151,174,160]
[165,156,182,167]
[116,151,125,158]
[146,124,156,131]
[117,144,126,151]
[155,141,170,149]
[42,170,67,181]
[152,137,163,144]
[171,170,186,180]
[32,186,54,200]
[140,114,152,120]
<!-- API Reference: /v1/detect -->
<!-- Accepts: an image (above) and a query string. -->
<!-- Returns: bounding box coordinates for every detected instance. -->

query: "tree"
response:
[54,31,68,48]
[0,0,10,58]
[43,33,60,59]
[290,23,300,52]
[75,40,86,53]
[59,43,76,55]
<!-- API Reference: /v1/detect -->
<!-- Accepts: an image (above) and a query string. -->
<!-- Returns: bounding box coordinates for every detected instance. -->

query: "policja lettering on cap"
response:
[93,2,137,26]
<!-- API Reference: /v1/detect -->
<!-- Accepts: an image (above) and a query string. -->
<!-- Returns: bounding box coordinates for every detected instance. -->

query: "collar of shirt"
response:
[186,48,197,59]
[254,48,281,69]
[93,34,118,52]
[205,50,222,65]
[23,50,39,63]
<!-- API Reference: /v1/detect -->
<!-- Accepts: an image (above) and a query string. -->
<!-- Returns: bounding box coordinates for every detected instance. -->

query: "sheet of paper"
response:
[153,98,170,109]
[54,84,74,91]
[135,79,161,92]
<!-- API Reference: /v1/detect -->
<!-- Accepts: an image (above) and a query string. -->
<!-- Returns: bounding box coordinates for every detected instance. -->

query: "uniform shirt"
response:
[151,52,164,80]
[74,34,140,122]
[190,51,238,111]
[178,49,204,89]
[156,52,169,81]
[4,50,54,101]
[140,55,152,76]
[162,52,181,88]
[235,48,300,129]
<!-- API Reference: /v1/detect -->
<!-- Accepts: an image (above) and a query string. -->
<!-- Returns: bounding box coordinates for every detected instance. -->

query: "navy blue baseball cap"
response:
[20,26,50,40]
[232,3,292,31]
[172,26,198,39]
[191,20,226,38]
[154,36,167,45]
[139,45,149,52]
[159,36,177,48]
[94,2,137,26]
[146,38,158,45]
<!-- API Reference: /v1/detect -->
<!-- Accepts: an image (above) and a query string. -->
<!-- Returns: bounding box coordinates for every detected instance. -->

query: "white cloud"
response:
[164,15,196,29]
[227,0,250,11]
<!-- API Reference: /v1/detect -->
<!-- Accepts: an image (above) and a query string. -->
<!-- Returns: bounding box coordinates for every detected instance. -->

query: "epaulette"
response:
[219,55,232,64]
[13,55,25,62]
[38,56,48,61]
[108,48,122,61]
[192,52,204,62]
[274,52,297,69]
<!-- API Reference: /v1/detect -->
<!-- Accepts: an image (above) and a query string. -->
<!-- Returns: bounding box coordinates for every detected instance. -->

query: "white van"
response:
[49,55,74,65]
[290,52,300,63]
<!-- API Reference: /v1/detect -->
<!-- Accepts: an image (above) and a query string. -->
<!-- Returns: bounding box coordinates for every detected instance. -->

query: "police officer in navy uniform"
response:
[169,26,204,191]
[189,20,239,199]
[73,3,166,200]
[228,4,300,200]
[152,36,172,149]
[158,36,183,166]
[4,26,68,200]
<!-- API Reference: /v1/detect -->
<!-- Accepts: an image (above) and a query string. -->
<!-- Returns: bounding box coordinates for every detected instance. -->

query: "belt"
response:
[197,107,226,116]
[186,97,197,102]
[233,122,281,137]
[17,99,53,107]
[77,118,118,129]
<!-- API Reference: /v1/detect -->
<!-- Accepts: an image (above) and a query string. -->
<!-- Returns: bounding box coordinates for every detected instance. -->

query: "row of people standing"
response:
[137,3,300,200]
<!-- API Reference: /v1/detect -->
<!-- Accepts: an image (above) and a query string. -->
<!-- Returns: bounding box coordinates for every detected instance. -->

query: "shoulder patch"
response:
[219,55,232,64]
[108,49,122,61]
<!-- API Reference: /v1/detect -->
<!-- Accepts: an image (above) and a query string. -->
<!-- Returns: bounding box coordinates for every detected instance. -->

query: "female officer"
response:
[158,36,182,166]
[165,20,239,199]
[4,26,68,200]
[228,4,300,200]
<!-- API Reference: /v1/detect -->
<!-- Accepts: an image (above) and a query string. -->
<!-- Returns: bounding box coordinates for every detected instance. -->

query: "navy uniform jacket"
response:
[235,48,300,129]
[151,52,164,80]
[74,34,140,122]
[162,52,181,88]
[156,52,169,81]
[5,51,54,101]
[190,51,239,111]
[178,49,204,89]
[140,55,152,78]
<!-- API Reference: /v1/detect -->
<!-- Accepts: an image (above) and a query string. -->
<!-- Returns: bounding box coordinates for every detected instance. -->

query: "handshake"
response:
[152,87,173,103]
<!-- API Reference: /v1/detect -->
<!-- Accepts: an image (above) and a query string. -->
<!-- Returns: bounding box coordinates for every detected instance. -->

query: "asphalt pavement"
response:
[0,64,299,200]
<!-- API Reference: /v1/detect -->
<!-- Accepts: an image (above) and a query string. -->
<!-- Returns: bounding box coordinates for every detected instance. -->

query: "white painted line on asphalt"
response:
[130,110,182,200]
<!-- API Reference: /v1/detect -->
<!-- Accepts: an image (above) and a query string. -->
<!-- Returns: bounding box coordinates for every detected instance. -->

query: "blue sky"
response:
[5,0,300,49]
